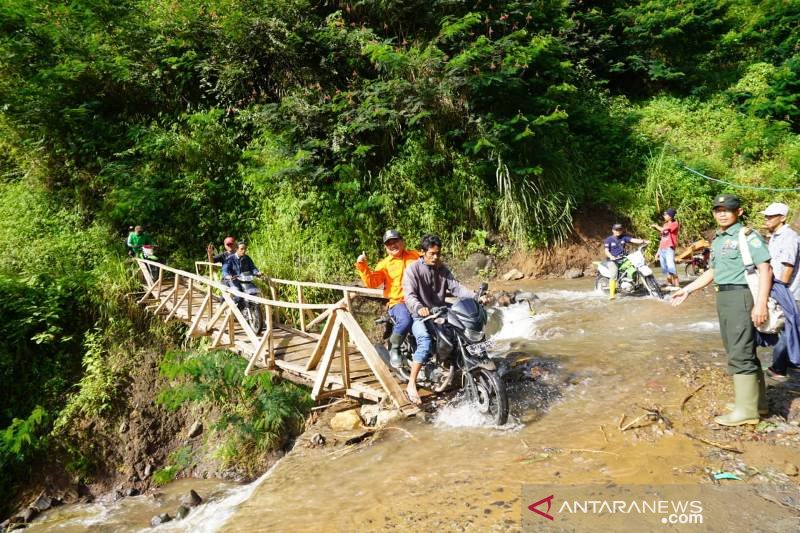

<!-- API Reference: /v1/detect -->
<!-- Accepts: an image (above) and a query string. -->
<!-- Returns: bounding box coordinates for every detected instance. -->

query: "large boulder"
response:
[501,269,524,281]
[563,268,584,279]
[329,409,363,431]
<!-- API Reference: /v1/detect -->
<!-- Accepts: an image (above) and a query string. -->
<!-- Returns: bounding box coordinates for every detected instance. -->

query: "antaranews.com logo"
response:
[522,484,800,532]
[527,493,703,525]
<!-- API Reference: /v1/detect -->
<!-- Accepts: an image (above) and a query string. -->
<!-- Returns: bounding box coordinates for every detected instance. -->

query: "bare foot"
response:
[405,386,422,406]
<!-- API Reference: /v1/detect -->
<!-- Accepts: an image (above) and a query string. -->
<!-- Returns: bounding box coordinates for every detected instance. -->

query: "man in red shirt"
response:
[651,208,680,288]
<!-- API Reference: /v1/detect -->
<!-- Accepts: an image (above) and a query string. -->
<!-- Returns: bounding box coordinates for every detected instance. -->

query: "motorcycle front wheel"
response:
[471,368,509,425]
[643,275,663,299]
[243,303,264,335]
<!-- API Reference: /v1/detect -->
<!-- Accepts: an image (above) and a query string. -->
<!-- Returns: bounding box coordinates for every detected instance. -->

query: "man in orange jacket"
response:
[356,229,421,368]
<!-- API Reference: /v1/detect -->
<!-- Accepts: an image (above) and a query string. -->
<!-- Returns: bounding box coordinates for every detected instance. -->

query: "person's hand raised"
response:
[357,251,367,264]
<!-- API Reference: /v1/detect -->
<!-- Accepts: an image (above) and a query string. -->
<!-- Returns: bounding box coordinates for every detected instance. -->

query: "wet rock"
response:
[150,513,172,527]
[187,420,203,439]
[175,505,191,519]
[143,464,153,479]
[785,463,799,477]
[329,409,362,431]
[360,404,401,427]
[29,493,52,513]
[180,489,203,508]
[563,268,584,279]
[501,269,524,281]
[126,488,140,497]
[309,433,326,447]
[19,508,38,524]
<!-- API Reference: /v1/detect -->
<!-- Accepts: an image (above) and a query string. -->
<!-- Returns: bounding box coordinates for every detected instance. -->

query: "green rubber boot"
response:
[388,334,404,369]
[715,374,760,426]
[725,369,768,415]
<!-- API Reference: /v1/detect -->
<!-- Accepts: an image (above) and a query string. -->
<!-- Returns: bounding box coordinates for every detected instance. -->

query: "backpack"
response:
[738,227,785,334]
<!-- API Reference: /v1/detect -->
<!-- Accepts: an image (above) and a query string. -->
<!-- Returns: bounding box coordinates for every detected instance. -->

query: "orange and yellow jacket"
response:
[356,249,421,307]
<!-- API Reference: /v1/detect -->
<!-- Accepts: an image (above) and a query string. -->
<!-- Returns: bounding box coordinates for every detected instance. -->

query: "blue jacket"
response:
[768,282,800,365]
[222,254,261,279]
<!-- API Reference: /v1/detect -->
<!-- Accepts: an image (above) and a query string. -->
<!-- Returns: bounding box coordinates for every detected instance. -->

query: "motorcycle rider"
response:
[402,234,475,405]
[127,225,156,257]
[603,223,649,299]
[207,236,237,264]
[356,229,421,369]
[222,242,262,305]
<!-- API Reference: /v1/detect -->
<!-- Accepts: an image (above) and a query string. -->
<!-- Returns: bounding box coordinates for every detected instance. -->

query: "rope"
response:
[681,164,800,192]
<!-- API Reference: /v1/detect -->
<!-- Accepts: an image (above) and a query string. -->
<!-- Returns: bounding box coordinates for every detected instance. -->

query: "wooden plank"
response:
[186,293,211,338]
[337,311,415,412]
[340,326,350,389]
[203,299,230,335]
[305,312,339,371]
[297,285,306,332]
[166,286,190,321]
[311,315,343,399]
[186,278,193,322]
[305,297,344,330]
[211,310,232,348]
[153,287,176,315]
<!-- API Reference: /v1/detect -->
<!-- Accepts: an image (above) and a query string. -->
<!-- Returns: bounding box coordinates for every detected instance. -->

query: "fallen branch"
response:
[620,414,652,431]
[600,425,609,444]
[618,414,626,430]
[680,384,706,413]
[563,448,620,456]
[683,432,742,454]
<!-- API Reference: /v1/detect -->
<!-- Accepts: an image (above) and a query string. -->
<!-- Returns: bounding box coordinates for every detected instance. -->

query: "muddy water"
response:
[29,278,787,531]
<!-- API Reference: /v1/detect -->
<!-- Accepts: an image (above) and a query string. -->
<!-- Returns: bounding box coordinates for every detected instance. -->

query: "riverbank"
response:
[12,277,799,531]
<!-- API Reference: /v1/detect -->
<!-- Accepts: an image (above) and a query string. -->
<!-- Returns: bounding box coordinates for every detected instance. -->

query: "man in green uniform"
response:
[672,194,772,426]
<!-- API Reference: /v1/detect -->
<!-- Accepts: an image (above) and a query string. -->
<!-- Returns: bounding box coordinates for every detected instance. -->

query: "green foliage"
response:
[158,350,312,471]
[152,445,193,486]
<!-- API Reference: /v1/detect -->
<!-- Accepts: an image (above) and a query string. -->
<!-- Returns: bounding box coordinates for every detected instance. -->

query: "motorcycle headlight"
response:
[464,329,485,342]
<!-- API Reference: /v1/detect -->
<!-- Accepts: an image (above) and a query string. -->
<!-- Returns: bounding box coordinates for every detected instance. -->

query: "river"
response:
[27,278,800,531]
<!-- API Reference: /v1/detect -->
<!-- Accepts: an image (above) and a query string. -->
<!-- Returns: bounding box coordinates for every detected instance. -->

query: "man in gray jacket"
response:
[402,234,475,405]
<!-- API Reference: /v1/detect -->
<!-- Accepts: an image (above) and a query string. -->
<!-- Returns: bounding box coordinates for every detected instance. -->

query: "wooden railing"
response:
[134,259,414,412]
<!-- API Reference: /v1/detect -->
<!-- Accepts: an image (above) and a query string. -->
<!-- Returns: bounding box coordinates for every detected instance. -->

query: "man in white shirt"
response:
[763,202,800,381]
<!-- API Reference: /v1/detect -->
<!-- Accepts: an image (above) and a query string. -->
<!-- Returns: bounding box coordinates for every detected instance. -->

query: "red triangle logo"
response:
[528,494,555,521]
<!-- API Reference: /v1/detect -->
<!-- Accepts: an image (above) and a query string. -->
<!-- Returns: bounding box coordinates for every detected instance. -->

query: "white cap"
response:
[761,202,789,216]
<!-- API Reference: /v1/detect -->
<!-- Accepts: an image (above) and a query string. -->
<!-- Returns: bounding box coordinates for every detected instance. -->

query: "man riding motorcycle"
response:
[402,234,475,405]
[222,242,262,305]
[603,223,649,299]
[127,225,156,258]
[356,229,420,369]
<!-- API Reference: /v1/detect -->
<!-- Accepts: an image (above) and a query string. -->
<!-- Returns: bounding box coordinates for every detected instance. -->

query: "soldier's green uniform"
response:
[711,221,770,374]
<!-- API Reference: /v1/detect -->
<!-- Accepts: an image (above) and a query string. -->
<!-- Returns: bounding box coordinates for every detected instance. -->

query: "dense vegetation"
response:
[0,0,798,512]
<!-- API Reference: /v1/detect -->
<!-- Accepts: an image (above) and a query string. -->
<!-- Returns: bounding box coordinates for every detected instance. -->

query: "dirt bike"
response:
[594,244,662,298]
[231,272,265,335]
[135,244,161,280]
[377,283,509,425]
[684,249,710,277]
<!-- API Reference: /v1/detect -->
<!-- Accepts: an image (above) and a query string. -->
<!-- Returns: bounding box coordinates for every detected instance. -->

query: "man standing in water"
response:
[672,194,772,426]
[761,202,800,381]
[402,234,475,405]
[651,208,680,289]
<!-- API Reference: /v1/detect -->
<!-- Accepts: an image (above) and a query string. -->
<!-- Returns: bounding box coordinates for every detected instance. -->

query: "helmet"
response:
[223,236,235,246]
[382,229,402,243]
[611,223,624,231]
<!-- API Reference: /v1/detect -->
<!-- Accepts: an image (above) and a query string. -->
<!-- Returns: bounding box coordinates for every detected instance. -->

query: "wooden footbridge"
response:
[134,259,418,415]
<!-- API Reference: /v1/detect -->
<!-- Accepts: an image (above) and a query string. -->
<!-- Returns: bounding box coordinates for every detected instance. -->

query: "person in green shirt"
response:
[127,225,156,258]
[671,194,772,426]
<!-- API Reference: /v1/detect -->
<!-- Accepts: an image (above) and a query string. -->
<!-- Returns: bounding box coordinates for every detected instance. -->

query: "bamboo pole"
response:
[298,285,306,332]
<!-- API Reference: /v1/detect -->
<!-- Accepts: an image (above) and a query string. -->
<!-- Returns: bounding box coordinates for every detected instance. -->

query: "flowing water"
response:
[28,278,790,531]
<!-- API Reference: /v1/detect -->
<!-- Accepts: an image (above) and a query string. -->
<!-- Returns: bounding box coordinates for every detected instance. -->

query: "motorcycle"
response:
[137,244,161,280]
[684,249,710,277]
[231,272,265,335]
[594,244,662,298]
[377,283,509,425]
